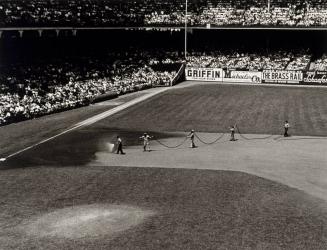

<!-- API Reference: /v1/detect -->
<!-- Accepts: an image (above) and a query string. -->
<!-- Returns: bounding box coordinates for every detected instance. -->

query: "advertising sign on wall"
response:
[262,70,303,83]
[185,67,223,81]
[303,71,327,84]
[224,70,262,83]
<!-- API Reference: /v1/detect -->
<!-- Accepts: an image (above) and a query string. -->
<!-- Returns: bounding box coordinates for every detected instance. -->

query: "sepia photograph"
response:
[1,0,327,249]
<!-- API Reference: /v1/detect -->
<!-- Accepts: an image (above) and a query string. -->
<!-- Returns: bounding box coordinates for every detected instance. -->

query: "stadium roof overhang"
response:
[1,26,327,31]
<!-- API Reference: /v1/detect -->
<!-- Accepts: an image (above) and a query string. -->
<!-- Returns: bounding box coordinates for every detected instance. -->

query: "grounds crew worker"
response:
[230,125,236,141]
[187,129,196,148]
[140,133,153,152]
[284,120,290,137]
[116,136,125,154]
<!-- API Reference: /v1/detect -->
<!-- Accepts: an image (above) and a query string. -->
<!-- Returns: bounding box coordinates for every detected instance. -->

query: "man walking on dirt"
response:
[116,136,125,154]
[284,121,290,137]
[140,133,153,152]
[187,129,196,148]
[230,125,236,141]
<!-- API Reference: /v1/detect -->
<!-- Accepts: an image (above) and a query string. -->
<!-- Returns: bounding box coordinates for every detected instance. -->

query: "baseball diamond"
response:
[2,0,327,249]
[1,82,327,249]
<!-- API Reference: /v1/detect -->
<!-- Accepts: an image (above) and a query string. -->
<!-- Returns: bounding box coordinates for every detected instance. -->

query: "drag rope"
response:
[154,136,188,148]
[195,133,225,145]
[141,123,296,150]
[273,135,285,141]
[235,125,275,140]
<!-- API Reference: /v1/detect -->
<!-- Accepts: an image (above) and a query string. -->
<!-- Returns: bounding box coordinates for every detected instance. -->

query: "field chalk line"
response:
[1,87,170,161]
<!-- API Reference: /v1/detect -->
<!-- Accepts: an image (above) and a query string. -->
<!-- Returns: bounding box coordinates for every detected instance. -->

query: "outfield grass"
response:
[99,84,327,136]
[1,166,326,250]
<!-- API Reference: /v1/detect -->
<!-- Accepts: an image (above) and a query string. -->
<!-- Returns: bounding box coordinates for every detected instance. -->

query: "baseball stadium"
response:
[1,0,327,249]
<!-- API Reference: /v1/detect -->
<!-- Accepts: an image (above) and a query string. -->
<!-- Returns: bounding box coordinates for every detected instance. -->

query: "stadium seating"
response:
[312,55,327,71]
[0,51,179,125]
[186,50,311,70]
[1,0,327,27]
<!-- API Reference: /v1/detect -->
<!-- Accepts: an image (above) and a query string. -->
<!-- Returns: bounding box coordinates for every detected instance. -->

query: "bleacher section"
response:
[1,0,327,27]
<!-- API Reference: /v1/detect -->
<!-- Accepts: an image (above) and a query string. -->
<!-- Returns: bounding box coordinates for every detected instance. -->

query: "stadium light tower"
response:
[185,0,188,60]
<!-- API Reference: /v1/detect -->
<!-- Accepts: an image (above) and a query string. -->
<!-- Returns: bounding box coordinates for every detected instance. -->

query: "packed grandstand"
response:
[2,0,327,126]
[0,49,181,125]
[1,0,327,27]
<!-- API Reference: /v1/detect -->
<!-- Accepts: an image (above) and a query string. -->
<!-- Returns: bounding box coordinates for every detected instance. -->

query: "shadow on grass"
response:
[0,128,187,170]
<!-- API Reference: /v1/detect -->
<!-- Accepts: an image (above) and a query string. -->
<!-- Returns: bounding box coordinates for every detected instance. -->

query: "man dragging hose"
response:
[140,132,153,152]
[187,129,196,148]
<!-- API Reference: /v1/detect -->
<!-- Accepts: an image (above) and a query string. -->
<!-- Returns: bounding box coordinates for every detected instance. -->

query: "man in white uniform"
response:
[140,133,153,152]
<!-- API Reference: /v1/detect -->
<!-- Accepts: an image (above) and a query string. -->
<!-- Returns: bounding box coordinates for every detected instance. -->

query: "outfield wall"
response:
[185,67,327,85]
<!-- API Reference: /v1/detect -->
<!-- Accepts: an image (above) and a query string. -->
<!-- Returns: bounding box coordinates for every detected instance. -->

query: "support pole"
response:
[184,0,188,60]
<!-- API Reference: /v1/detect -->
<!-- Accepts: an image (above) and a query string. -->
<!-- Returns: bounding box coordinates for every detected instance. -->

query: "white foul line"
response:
[3,88,169,161]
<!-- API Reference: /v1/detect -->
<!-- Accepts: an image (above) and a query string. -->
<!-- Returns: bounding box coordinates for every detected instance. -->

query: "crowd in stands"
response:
[312,55,327,71]
[1,0,327,27]
[0,51,179,125]
[186,50,311,70]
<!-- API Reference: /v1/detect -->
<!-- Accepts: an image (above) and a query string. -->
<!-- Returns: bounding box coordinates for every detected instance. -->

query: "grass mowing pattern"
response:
[99,84,327,136]
[0,166,327,249]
